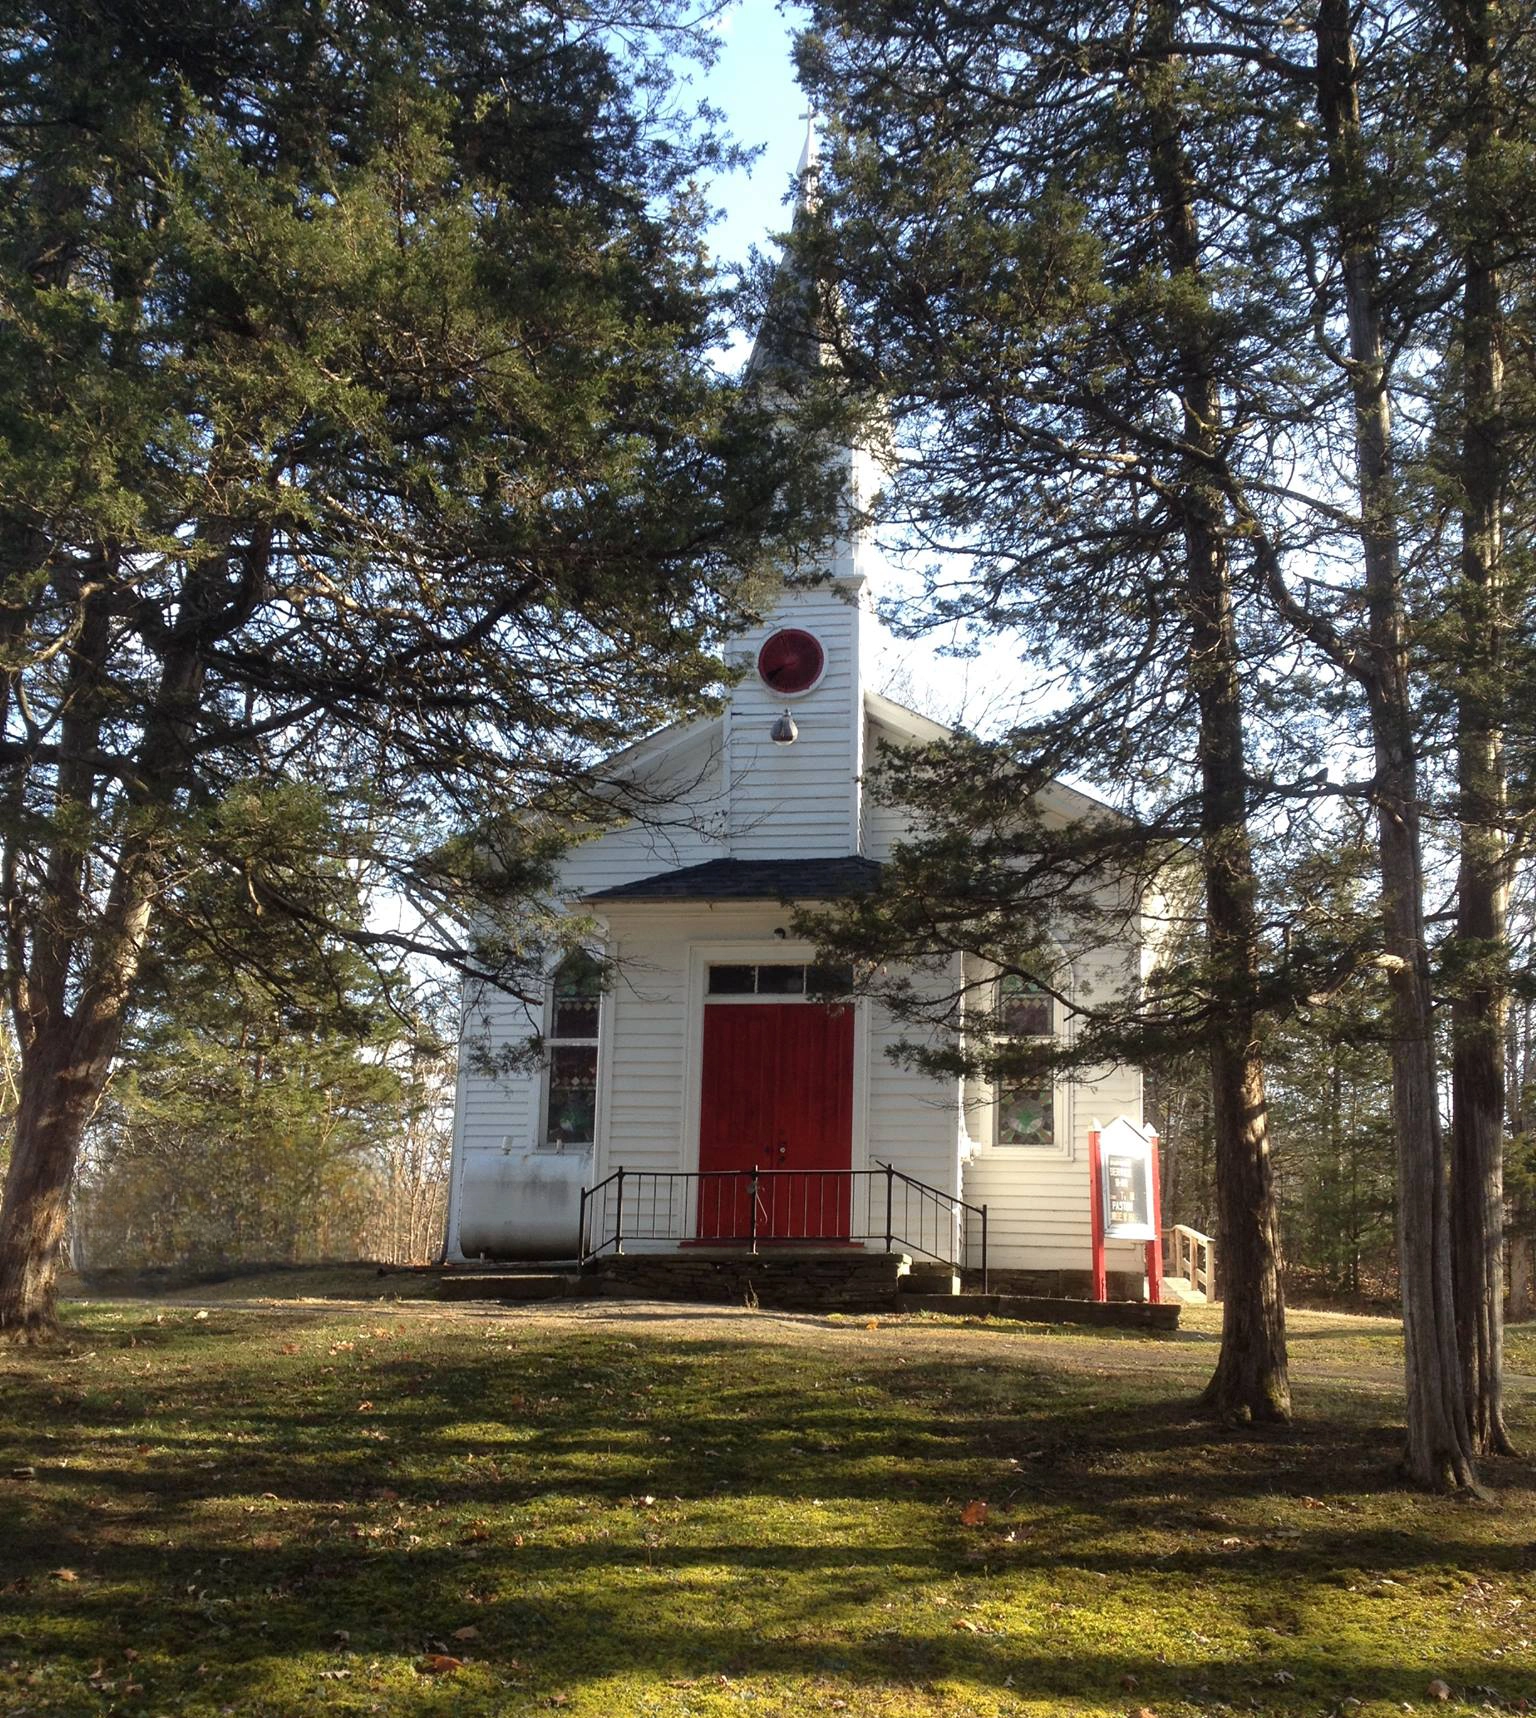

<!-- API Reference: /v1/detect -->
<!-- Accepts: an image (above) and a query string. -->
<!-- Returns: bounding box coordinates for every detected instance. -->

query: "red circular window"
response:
[757,628,825,694]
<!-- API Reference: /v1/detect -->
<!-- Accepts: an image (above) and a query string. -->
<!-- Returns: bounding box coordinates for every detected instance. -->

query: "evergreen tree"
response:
[799,0,1536,1487]
[72,855,433,1269]
[795,0,1316,1422]
[0,0,837,1337]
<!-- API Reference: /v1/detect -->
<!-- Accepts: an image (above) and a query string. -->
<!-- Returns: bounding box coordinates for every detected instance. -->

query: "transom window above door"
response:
[706,962,852,997]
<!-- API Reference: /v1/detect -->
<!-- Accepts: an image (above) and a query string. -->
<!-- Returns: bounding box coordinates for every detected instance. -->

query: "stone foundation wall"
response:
[592,1249,908,1312]
[964,1266,1146,1302]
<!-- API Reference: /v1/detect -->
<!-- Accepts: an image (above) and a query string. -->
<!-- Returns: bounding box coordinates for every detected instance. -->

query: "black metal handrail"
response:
[577,1163,988,1289]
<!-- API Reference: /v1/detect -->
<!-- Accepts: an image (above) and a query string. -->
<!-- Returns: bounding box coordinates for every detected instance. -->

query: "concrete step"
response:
[900,1264,961,1296]
[1160,1276,1208,1306]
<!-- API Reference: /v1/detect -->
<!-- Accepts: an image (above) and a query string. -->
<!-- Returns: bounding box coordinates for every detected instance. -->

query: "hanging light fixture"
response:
[770,708,798,746]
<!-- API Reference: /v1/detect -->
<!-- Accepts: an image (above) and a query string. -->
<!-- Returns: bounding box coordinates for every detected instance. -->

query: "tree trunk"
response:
[1316,0,1479,1488]
[1446,0,1514,1460]
[1141,0,1289,1423]
[0,939,144,1338]
[0,1040,87,1340]
[1508,1234,1534,1322]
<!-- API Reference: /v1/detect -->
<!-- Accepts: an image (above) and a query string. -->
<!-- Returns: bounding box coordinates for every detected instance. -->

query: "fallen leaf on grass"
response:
[417,1654,463,1676]
[1428,1680,1452,1702]
[960,1499,988,1527]
[952,1618,980,1632]
[451,1627,480,1642]
[49,1568,78,1583]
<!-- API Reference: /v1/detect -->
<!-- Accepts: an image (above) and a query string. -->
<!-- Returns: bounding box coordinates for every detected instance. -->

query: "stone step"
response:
[438,1272,587,1303]
[592,1248,910,1313]
[900,1264,961,1296]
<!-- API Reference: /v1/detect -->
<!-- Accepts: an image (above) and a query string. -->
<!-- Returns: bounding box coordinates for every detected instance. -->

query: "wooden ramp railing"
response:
[1163,1224,1218,1300]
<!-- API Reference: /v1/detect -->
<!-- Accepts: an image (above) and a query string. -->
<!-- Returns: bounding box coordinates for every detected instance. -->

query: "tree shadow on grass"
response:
[2,1314,1533,1714]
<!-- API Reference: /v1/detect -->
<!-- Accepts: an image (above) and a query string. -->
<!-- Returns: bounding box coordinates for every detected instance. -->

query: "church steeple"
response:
[745,108,829,383]
[795,105,819,208]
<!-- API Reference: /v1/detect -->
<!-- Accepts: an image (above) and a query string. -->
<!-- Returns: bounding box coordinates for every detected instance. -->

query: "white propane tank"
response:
[458,1143,592,1261]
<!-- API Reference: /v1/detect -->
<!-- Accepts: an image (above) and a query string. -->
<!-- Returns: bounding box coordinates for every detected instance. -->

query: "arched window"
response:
[996,973,1056,1148]
[543,952,601,1148]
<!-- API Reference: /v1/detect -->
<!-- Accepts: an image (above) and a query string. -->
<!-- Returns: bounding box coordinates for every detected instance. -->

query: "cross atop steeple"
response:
[797,105,820,180]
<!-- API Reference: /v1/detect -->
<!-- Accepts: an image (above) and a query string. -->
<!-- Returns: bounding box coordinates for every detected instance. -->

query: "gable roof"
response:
[863,688,953,745]
[582,855,882,905]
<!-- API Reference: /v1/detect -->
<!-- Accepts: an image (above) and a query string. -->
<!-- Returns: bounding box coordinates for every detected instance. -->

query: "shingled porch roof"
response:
[580,855,883,905]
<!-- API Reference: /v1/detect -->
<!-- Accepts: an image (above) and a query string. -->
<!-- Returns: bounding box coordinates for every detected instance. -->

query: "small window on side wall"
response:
[545,952,601,1147]
[997,973,1056,1148]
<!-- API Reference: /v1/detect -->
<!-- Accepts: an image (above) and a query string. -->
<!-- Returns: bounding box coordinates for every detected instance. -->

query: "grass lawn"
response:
[2,1297,1534,1718]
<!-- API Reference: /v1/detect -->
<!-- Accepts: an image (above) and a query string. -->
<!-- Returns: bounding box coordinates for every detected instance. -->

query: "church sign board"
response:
[1100,1125,1156,1241]
[1088,1116,1164,1302]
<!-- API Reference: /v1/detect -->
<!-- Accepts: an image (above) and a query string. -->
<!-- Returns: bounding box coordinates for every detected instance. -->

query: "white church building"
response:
[443,152,1158,1297]
[444,513,1156,1292]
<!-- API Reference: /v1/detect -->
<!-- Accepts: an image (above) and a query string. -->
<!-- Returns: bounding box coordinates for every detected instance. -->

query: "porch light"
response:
[770,708,798,746]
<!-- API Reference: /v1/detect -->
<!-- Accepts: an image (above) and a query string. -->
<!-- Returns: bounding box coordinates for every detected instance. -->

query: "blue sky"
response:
[676,3,1026,729]
[689,3,808,282]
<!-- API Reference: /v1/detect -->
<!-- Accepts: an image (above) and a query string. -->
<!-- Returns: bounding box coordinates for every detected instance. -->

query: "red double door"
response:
[697,1003,854,1241]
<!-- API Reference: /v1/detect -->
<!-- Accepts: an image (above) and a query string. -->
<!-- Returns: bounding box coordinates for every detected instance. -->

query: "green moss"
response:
[0,1300,1531,1717]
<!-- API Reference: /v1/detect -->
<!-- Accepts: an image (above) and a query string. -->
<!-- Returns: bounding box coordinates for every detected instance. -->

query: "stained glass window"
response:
[997,974,1055,1148]
[756,628,825,694]
[545,953,601,1146]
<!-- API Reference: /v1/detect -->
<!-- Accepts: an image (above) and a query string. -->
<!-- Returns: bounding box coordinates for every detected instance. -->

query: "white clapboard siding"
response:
[556,725,727,899]
[598,931,691,1177]
[962,932,1146,1271]
[456,981,543,1156]
[726,582,865,859]
[860,707,950,860]
[866,998,963,1199]
[860,766,909,862]
[962,1063,1144,1268]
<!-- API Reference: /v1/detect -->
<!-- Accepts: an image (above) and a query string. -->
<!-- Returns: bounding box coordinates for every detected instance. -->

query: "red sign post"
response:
[1088,1127,1107,1301]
